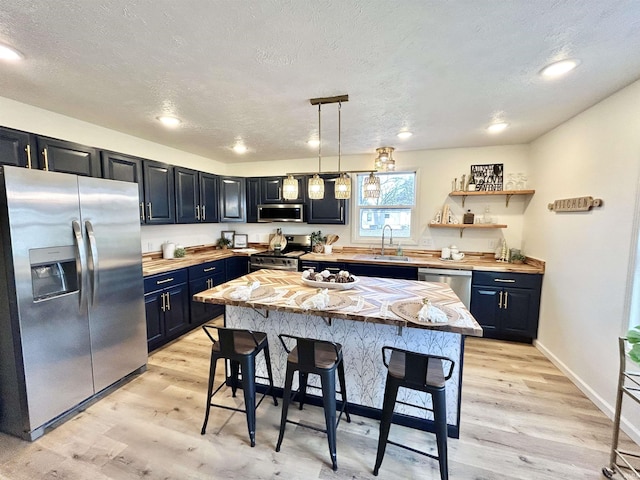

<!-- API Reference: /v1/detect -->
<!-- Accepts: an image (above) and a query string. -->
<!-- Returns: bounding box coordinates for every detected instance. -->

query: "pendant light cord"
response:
[338,101,342,173]
[317,103,322,173]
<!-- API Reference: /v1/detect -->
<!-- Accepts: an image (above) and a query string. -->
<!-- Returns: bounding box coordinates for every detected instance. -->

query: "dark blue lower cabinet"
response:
[144,269,190,351]
[470,271,542,342]
[347,262,418,280]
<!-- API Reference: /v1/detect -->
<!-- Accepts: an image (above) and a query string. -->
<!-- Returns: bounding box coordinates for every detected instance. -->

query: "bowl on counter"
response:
[301,275,360,290]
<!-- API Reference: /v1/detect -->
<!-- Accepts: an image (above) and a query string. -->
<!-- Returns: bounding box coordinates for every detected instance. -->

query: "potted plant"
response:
[311,230,326,253]
[510,252,526,264]
[216,237,233,249]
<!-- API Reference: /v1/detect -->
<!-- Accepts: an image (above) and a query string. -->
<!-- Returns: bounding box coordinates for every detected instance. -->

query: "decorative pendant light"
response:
[374,147,396,171]
[363,171,381,199]
[308,102,325,200]
[334,101,351,200]
[282,174,298,200]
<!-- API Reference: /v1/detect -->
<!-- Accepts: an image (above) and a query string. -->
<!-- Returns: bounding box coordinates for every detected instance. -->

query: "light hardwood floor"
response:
[0,321,633,479]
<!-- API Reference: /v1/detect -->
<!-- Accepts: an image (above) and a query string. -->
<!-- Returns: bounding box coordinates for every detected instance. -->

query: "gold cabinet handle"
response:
[42,148,49,171]
[504,291,509,309]
[498,291,503,308]
[161,291,166,311]
[202,205,206,221]
[196,205,200,220]
[25,144,32,169]
[166,292,171,311]
[139,202,145,221]
[147,202,153,219]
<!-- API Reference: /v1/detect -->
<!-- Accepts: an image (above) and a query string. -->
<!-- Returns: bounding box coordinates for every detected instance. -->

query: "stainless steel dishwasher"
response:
[418,268,472,308]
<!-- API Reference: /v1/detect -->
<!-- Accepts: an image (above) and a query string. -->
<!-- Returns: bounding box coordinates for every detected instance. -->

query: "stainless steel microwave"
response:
[257,204,304,222]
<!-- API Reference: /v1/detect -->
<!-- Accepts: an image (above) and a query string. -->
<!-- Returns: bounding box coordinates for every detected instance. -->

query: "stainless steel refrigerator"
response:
[0,166,147,440]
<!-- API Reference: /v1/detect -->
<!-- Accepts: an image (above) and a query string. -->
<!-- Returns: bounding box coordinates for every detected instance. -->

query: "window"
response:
[354,171,416,242]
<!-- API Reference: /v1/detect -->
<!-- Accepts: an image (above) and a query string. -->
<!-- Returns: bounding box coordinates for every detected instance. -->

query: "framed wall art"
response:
[233,234,248,248]
[471,163,503,191]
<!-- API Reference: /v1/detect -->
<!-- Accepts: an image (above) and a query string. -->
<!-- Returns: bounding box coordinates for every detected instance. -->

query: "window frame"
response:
[351,170,419,245]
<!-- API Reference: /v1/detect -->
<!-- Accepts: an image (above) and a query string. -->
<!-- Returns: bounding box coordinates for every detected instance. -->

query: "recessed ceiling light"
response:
[156,115,181,127]
[307,139,320,148]
[233,143,248,154]
[540,59,580,78]
[397,131,413,139]
[0,43,24,61]
[487,122,509,133]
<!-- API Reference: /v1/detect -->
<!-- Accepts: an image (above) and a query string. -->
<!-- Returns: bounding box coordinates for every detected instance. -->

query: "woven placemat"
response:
[389,300,462,325]
[295,292,352,311]
[222,285,276,302]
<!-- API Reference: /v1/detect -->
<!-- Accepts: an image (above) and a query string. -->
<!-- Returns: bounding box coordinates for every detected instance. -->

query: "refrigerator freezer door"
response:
[3,167,94,431]
[78,176,147,392]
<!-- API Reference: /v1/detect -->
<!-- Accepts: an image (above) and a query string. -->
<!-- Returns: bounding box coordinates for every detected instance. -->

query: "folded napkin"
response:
[301,288,330,310]
[418,299,448,323]
[230,281,261,301]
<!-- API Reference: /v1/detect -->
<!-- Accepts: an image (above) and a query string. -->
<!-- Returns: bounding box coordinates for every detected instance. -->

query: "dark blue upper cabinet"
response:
[143,160,175,224]
[36,136,101,177]
[0,126,37,168]
[219,176,246,222]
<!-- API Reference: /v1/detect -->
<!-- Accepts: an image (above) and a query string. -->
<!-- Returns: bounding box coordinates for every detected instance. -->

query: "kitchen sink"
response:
[354,254,410,262]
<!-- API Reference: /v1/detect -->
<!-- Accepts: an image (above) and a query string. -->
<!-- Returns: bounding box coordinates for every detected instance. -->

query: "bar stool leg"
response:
[298,372,308,410]
[275,365,296,452]
[431,388,449,480]
[320,371,338,471]
[373,377,400,476]
[240,357,257,447]
[263,343,278,406]
[337,360,351,423]
[230,360,240,397]
[201,354,219,435]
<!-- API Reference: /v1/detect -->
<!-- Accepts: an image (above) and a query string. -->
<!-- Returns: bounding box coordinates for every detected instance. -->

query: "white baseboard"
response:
[534,339,640,446]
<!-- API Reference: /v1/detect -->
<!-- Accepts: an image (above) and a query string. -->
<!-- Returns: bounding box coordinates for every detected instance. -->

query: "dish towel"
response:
[301,288,330,310]
[229,281,261,301]
[418,299,448,323]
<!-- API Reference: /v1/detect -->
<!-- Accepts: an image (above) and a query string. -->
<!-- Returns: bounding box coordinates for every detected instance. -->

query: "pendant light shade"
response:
[282,175,299,200]
[335,173,351,199]
[363,171,381,199]
[308,173,325,199]
[308,102,325,199]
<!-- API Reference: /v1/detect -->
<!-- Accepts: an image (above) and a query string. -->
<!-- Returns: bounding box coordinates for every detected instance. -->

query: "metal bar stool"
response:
[373,346,455,479]
[200,325,278,447]
[275,334,351,471]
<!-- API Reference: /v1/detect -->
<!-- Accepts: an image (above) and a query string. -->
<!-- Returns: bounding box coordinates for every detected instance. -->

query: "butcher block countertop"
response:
[193,269,483,337]
[143,244,544,277]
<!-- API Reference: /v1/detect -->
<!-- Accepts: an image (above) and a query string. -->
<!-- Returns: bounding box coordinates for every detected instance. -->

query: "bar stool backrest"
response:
[202,325,260,356]
[382,346,455,389]
[278,334,340,369]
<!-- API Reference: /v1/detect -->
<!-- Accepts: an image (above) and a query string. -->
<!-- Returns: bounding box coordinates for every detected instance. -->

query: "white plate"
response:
[301,275,360,290]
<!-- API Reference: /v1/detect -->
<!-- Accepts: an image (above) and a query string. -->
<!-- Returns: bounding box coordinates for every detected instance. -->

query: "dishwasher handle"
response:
[418,268,472,277]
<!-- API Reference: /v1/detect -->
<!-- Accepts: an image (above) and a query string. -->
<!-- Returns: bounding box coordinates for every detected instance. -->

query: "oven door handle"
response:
[250,264,298,272]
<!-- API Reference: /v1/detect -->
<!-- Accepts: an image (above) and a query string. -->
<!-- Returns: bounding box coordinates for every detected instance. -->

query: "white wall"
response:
[526,79,640,440]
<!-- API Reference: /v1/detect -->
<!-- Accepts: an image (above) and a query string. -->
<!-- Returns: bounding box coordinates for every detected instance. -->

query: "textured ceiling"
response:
[1,1,640,164]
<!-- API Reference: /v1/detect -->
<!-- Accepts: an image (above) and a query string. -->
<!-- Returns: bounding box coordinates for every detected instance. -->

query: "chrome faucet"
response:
[381,224,393,256]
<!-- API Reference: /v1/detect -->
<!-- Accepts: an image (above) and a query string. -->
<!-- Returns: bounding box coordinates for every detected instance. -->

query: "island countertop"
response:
[193,269,483,337]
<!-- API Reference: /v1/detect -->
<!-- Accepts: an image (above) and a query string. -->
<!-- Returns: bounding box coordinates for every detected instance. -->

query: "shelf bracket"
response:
[397,325,403,336]
[322,316,332,327]
[460,195,468,208]
[458,227,465,238]
[505,194,514,207]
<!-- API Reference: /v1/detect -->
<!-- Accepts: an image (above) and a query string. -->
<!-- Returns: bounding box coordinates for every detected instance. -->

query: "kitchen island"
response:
[194,269,482,437]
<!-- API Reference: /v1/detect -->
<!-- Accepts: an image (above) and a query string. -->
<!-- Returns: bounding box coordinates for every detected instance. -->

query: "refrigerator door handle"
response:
[85,220,99,307]
[72,220,88,311]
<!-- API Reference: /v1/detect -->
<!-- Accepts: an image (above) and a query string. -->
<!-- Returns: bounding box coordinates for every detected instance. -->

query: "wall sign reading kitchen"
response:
[548,196,603,212]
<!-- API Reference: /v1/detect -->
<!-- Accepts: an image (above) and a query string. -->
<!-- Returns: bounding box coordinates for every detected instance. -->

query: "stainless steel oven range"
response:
[249,234,311,272]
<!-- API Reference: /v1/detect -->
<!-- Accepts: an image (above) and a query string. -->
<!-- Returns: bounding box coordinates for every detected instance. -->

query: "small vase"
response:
[313,244,324,253]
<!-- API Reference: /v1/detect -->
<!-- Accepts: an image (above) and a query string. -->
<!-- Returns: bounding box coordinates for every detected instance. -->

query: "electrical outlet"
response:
[421,238,434,248]
[488,239,497,250]
[147,242,153,251]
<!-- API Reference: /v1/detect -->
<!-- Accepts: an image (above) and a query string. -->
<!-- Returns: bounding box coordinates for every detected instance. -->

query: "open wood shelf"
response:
[449,189,535,207]
[429,223,507,238]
